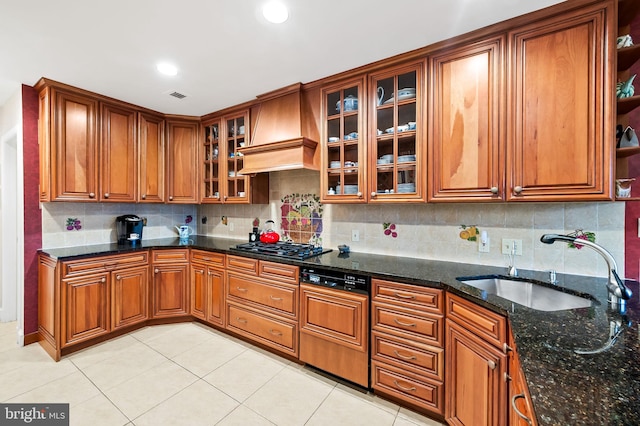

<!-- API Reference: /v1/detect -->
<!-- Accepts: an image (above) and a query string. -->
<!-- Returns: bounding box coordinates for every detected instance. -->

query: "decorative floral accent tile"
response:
[280,193,323,244]
[568,229,596,249]
[185,215,193,224]
[66,218,81,231]
[459,225,479,241]
[383,223,397,238]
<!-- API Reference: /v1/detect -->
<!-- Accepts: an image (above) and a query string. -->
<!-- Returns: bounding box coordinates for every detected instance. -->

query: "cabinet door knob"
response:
[224,195,228,200]
[116,275,121,280]
[101,277,106,283]
[357,191,362,198]
[487,360,497,370]
[141,194,146,200]
[504,372,512,382]
[503,343,513,353]
[371,192,376,197]
[104,193,109,198]
[169,196,174,201]
[513,186,523,194]
[490,186,499,194]
[154,268,159,274]
[89,192,95,198]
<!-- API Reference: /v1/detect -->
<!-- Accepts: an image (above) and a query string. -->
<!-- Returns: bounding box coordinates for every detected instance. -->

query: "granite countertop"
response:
[40,236,640,425]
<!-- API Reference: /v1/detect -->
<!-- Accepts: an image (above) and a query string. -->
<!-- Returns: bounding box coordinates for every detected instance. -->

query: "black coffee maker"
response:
[116,215,143,245]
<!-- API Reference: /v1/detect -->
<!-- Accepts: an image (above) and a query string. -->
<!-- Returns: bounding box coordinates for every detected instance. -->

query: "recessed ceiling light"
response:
[262,1,288,24]
[156,62,178,76]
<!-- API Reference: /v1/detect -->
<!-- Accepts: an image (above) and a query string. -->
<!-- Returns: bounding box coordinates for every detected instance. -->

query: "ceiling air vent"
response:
[168,91,186,99]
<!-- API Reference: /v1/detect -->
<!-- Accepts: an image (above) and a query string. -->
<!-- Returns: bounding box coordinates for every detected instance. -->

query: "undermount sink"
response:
[457,276,593,312]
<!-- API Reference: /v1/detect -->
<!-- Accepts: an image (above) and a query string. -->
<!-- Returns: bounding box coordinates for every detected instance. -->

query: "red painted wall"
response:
[22,85,41,335]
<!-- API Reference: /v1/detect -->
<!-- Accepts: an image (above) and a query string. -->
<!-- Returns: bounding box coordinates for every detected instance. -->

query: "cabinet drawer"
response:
[190,250,225,267]
[259,261,298,284]
[62,252,148,278]
[372,303,443,347]
[152,249,188,263]
[446,292,506,348]
[372,279,442,313]
[372,331,443,381]
[227,303,297,355]
[227,274,297,317]
[227,255,259,275]
[372,361,444,416]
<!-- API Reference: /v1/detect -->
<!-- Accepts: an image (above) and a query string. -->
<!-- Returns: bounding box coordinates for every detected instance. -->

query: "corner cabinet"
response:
[201,112,268,204]
[429,37,505,202]
[166,118,200,203]
[369,61,426,203]
[506,1,614,201]
[320,77,367,203]
[37,82,99,202]
[151,249,190,318]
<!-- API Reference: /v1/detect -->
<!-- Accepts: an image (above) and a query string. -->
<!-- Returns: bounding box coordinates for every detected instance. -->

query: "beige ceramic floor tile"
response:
[133,379,238,426]
[80,341,167,390]
[128,322,191,343]
[203,349,287,402]
[142,322,218,358]
[103,360,198,419]
[68,335,141,370]
[0,358,78,402]
[396,407,446,426]
[217,405,275,426]
[7,370,100,406]
[335,383,400,416]
[171,333,247,377]
[306,386,396,426]
[0,324,19,353]
[244,366,335,426]
[0,342,56,374]
[71,393,129,426]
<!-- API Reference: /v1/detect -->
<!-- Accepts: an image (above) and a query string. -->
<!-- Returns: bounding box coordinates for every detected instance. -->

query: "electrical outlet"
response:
[229,222,234,232]
[501,239,523,255]
[351,229,360,242]
[479,237,490,253]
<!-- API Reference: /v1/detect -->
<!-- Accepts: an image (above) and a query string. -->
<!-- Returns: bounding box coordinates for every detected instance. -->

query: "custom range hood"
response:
[238,83,320,174]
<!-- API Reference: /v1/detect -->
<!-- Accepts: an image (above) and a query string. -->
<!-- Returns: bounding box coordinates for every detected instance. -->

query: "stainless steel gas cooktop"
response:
[230,241,332,260]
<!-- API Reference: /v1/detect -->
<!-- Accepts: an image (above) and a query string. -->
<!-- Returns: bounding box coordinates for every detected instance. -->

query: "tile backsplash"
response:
[40,169,625,278]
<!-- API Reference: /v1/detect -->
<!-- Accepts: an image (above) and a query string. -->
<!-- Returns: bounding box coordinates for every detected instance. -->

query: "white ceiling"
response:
[0,0,565,116]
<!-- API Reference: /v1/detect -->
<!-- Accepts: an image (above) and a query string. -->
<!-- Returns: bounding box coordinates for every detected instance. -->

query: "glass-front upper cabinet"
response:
[225,112,249,203]
[321,77,366,203]
[201,119,221,203]
[369,61,425,202]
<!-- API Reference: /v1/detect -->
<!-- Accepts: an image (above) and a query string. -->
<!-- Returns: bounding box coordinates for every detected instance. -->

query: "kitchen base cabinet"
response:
[190,250,226,327]
[151,249,189,318]
[508,334,538,426]
[445,292,508,426]
[37,251,149,361]
[371,279,444,417]
[225,255,299,357]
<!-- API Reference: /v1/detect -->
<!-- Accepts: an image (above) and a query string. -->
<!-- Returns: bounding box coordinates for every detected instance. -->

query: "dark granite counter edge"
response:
[39,236,639,425]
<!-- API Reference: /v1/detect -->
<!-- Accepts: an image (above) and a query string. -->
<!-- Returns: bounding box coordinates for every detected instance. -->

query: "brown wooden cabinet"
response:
[369,61,426,202]
[138,112,165,203]
[190,250,226,326]
[508,334,538,426]
[506,1,614,201]
[445,292,508,426]
[320,76,367,202]
[371,279,445,417]
[226,255,299,357]
[429,37,505,202]
[166,118,200,203]
[100,102,137,202]
[111,265,148,330]
[37,82,99,202]
[38,251,149,360]
[151,249,190,318]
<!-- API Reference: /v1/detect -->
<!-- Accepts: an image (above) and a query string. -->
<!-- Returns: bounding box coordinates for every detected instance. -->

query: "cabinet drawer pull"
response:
[393,292,415,300]
[393,380,416,392]
[269,295,283,301]
[202,257,211,261]
[269,329,283,336]
[487,360,497,370]
[393,318,417,327]
[235,317,247,323]
[511,394,533,425]
[154,268,159,274]
[393,350,417,361]
[236,287,248,292]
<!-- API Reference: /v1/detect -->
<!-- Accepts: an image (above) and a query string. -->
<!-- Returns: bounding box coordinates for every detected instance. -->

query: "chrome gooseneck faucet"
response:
[539,234,633,306]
